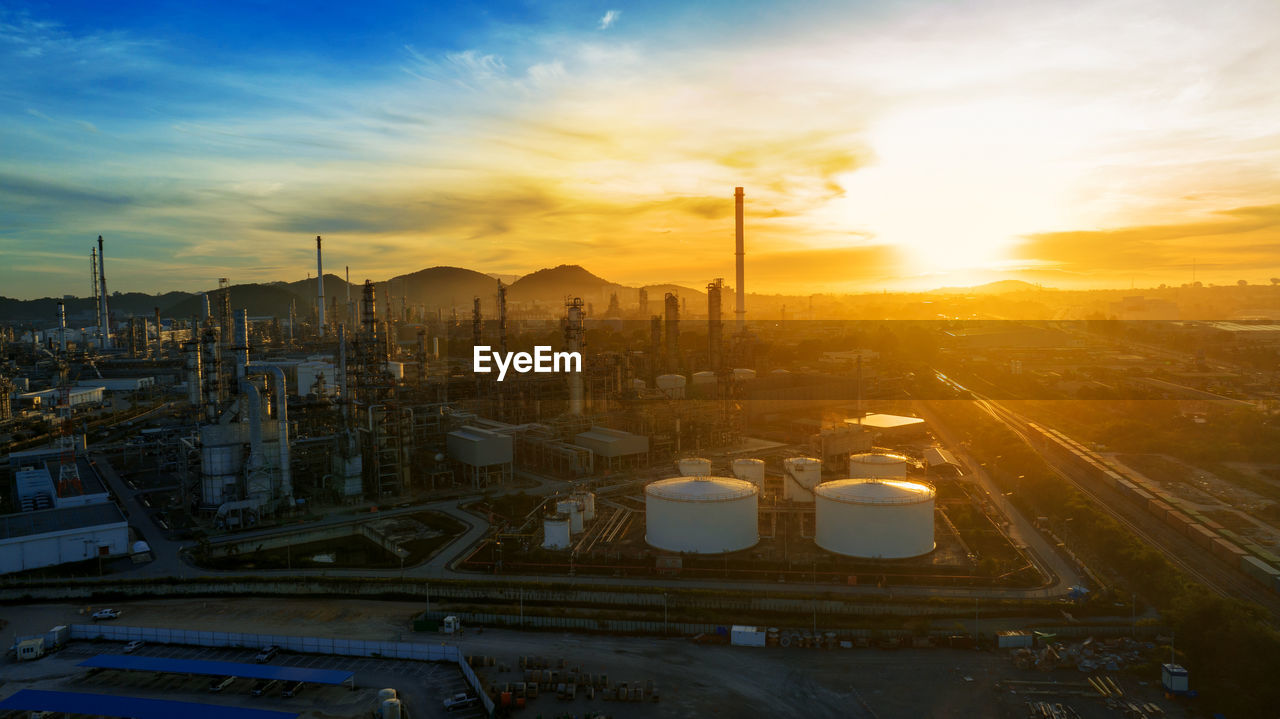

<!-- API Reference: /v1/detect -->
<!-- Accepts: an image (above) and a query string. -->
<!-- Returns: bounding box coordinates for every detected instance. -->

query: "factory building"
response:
[573,426,648,471]
[0,503,129,575]
[447,426,514,487]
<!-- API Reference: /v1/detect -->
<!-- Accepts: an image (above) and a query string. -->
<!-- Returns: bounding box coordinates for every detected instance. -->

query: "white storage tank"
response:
[731,458,766,489]
[732,368,756,381]
[542,515,572,550]
[630,378,647,391]
[574,492,596,521]
[645,476,759,554]
[556,499,584,533]
[783,457,823,503]
[814,479,936,559]
[848,451,910,479]
[677,457,713,476]
[655,374,686,399]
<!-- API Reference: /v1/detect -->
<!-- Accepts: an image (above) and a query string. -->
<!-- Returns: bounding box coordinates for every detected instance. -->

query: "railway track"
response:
[947,383,1280,619]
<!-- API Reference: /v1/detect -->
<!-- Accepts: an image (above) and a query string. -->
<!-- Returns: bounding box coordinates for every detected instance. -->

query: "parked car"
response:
[208,676,235,693]
[254,645,280,663]
[123,640,144,654]
[91,609,121,620]
[443,693,478,711]
[251,679,278,696]
[281,681,304,697]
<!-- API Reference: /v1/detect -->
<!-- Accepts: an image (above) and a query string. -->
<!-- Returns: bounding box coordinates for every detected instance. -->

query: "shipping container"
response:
[1211,537,1247,563]
[1241,556,1280,587]
[1190,525,1217,551]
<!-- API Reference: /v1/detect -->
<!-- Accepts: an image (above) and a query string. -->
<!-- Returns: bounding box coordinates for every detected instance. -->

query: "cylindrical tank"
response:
[731,458,766,489]
[380,699,402,719]
[692,371,716,385]
[783,457,823,503]
[677,457,712,476]
[542,515,571,550]
[556,500,583,533]
[377,689,398,704]
[645,476,759,554]
[732,368,756,381]
[655,374,686,399]
[848,451,910,479]
[201,445,242,476]
[630,378,646,391]
[575,492,596,521]
[814,479,936,559]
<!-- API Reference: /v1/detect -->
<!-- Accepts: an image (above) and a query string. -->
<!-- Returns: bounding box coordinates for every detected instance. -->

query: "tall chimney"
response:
[315,235,326,335]
[56,300,67,355]
[97,235,111,349]
[734,187,745,333]
[90,248,102,350]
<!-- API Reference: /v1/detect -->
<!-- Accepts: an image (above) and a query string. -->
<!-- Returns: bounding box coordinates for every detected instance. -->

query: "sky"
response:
[2,0,1279,299]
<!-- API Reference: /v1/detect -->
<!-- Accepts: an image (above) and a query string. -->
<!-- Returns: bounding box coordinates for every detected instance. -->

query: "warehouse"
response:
[0,502,129,574]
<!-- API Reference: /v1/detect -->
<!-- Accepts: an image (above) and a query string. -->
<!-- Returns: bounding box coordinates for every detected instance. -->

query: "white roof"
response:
[850,452,910,464]
[816,478,934,505]
[646,476,757,502]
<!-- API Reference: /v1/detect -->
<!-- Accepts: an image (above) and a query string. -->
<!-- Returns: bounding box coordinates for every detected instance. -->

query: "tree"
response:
[1238,279,1248,287]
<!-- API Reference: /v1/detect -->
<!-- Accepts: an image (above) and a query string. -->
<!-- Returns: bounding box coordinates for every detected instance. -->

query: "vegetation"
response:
[929,398,1280,717]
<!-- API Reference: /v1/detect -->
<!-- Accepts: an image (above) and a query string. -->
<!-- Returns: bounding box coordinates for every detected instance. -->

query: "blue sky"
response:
[2,0,1279,299]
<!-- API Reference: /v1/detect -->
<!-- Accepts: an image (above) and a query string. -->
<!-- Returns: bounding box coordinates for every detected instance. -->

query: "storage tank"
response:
[574,492,596,521]
[783,457,823,503]
[732,368,756,381]
[556,499,583,533]
[677,457,713,476]
[655,374,686,399]
[630,378,647,391]
[848,451,910,479]
[645,476,759,554]
[731,458,766,489]
[814,479,936,559]
[542,515,571,550]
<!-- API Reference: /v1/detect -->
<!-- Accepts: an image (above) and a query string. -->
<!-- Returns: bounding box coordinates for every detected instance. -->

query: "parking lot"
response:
[8,639,484,719]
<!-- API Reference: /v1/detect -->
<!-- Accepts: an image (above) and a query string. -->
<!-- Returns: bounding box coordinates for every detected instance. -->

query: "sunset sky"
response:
[2,0,1279,298]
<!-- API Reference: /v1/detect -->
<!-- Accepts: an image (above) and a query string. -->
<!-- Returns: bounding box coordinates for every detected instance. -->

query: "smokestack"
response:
[154,306,162,354]
[56,300,67,355]
[566,298,585,415]
[707,278,722,371]
[90,249,101,349]
[345,265,352,327]
[97,235,111,349]
[734,187,745,333]
[315,236,326,335]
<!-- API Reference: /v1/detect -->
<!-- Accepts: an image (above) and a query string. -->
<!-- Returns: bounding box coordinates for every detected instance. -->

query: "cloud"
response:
[599,10,620,30]
[1014,204,1280,279]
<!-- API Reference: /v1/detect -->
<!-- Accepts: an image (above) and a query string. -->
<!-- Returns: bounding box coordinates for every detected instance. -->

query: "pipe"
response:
[337,324,349,427]
[734,187,745,333]
[186,340,203,409]
[97,235,111,348]
[248,363,292,501]
[566,298,585,415]
[316,235,326,335]
[238,378,265,472]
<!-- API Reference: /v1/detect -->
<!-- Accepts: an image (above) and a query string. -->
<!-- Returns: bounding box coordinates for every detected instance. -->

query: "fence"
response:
[69,623,494,715]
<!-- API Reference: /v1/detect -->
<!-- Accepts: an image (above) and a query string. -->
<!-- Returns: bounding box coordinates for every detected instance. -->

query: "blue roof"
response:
[79,654,354,684]
[0,689,299,719]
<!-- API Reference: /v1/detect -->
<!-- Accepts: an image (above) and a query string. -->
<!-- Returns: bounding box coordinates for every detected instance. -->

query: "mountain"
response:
[380,266,500,311]
[507,264,617,304]
[927,279,1048,295]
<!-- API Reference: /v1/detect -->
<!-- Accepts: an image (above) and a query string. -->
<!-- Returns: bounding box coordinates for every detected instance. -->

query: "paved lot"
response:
[4,638,482,719]
[2,599,1190,718]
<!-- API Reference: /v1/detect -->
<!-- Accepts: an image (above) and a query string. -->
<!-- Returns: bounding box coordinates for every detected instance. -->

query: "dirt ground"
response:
[1,597,1190,719]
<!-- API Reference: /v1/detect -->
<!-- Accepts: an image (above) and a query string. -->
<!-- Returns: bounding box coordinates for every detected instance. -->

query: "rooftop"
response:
[0,502,126,541]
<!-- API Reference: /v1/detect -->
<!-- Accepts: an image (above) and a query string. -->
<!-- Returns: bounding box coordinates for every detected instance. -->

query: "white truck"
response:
[10,626,70,661]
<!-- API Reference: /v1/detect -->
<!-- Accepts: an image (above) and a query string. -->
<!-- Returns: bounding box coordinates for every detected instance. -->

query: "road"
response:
[932,372,1280,618]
